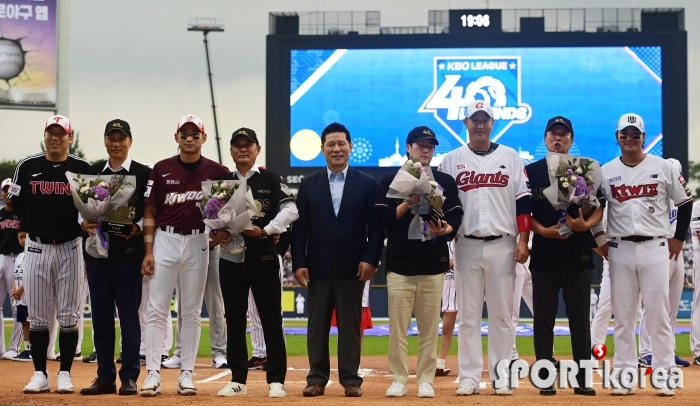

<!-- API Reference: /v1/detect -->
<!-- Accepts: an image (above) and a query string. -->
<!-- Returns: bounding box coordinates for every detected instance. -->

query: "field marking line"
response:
[197,370,231,383]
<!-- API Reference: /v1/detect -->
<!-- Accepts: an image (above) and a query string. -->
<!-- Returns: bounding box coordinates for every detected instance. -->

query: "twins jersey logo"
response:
[454,170,509,192]
[609,183,658,202]
[29,181,71,195]
[419,56,532,144]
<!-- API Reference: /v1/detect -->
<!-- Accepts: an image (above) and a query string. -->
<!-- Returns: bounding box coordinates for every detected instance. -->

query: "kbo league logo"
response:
[419,56,532,144]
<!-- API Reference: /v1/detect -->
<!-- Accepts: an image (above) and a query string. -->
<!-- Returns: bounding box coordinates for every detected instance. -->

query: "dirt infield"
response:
[1,355,700,405]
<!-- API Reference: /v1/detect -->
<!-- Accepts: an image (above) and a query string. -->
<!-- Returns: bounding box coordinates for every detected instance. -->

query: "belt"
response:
[615,236,665,243]
[465,235,503,242]
[158,225,204,236]
[29,235,75,246]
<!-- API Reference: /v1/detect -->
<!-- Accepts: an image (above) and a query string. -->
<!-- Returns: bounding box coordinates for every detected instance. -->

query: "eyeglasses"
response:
[178,131,202,140]
[618,135,642,140]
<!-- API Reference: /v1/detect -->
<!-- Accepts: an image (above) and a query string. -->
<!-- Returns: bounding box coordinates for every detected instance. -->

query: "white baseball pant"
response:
[249,254,285,358]
[511,260,533,360]
[639,255,684,358]
[139,275,172,356]
[172,247,227,358]
[691,251,700,358]
[454,236,516,385]
[144,230,209,371]
[590,262,611,348]
[609,239,674,373]
[0,253,22,355]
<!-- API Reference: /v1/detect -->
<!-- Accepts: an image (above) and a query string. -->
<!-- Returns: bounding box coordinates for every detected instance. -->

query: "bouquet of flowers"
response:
[542,153,602,236]
[387,158,446,241]
[66,172,136,257]
[200,179,257,256]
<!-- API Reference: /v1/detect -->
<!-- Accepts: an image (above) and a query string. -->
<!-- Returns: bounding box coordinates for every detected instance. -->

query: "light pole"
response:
[188,18,225,164]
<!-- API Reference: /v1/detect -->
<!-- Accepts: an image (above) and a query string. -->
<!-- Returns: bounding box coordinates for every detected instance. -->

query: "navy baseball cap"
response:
[544,116,574,138]
[104,119,132,137]
[230,127,259,145]
[406,126,439,145]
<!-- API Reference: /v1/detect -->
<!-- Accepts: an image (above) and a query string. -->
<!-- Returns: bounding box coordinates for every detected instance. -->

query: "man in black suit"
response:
[292,122,384,398]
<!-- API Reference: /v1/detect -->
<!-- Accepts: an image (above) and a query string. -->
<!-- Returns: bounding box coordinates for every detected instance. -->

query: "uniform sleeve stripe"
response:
[515,191,532,198]
[12,153,44,183]
[675,196,693,207]
[444,205,463,213]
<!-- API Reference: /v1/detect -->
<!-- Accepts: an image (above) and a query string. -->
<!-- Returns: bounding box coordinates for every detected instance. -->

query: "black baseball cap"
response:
[406,126,439,145]
[104,119,132,137]
[230,127,259,145]
[544,116,574,137]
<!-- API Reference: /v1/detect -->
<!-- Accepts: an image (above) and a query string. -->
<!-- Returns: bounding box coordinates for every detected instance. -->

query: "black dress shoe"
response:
[540,385,556,395]
[574,387,596,396]
[80,378,117,395]
[119,379,138,396]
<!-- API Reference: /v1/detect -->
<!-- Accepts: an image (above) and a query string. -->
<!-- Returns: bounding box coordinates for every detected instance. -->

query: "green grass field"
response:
[3,320,695,359]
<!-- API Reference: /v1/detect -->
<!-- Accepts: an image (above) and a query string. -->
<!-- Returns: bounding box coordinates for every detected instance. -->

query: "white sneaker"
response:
[418,382,435,398]
[611,387,634,396]
[56,371,74,394]
[2,349,18,360]
[140,371,162,397]
[495,385,512,396]
[658,387,675,397]
[23,371,50,394]
[177,370,197,396]
[218,381,247,397]
[269,382,286,398]
[161,355,181,369]
[456,379,479,396]
[47,353,57,360]
[212,355,228,369]
[386,381,408,397]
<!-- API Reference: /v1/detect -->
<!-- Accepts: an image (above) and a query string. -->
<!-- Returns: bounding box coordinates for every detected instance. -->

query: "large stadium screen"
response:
[289,47,662,167]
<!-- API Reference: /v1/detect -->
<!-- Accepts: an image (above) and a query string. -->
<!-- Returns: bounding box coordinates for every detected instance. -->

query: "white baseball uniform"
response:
[689,200,700,358]
[139,275,173,357]
[590,289,599,320]
[439,143,530,385]
[639,205,685,358]
[601,155,692,374]
[511,233,533,360]
[1,253,23,355]
[441,240,457,313]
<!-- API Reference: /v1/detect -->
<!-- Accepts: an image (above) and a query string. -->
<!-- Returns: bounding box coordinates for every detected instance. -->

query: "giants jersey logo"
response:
[164,191,204,205]
[455,170,509,192]
[609,183,658,202]
[29,181,70,195]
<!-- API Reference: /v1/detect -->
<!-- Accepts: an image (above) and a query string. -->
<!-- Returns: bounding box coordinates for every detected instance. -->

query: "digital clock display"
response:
[449,9,501,34]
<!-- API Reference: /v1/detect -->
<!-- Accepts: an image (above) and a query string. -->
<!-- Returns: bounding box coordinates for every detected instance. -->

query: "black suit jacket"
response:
[292,167,384,279]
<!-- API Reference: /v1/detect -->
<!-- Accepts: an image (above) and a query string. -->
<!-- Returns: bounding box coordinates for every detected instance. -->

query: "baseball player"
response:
[162,245,228,370]
[0,178,24,360]
[589,289,598,320]
[436,240,457,376]
[140,115,230,396]
[689,199,700,364]
[11,230,30,361]
[438,100,531,396]
[295,292,305,318]
[600,113,692,396]
[10,115,91,393]
[637,158,691,367]
[216,128,297,398]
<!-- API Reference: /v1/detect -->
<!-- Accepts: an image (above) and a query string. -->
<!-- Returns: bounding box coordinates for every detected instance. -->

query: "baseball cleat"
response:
[657,387,675,397]
[2,349,18,360]
[456,379,479,396]
[218,381,247,397]
[247,356,267,370]
[23,371,51,394]
[82,351,97,363]
[13,350,32,362]
[435,358,451,376]
[675,355,690,367]
[161,355,181,369]
[212,355,228,369]
[418,382,435,398]
[693,356,700,365]
[56,371,75,393]
[140,371,162,396]
[638,355,652,367]
[177,371,197,396]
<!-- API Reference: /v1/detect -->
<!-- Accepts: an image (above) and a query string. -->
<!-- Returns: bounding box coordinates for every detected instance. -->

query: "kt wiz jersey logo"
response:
[419,56,532,145]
